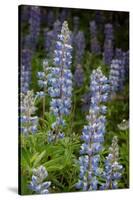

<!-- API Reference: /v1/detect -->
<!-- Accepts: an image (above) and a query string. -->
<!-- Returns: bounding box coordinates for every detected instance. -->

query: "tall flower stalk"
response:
[109,59,120,96]
[44,29,54,57]
[29,6,41,51]
[100,136,123,189]
[103,24,114,65]
[20,90,38,136]
[89,20,101,55]
[37,59,49,117]
[109,59,125,96]
[48,21,73,142]
[73,31,85,65]
[21,49,32,79]
[123,51,129,80]
[72,17,85,65]
[20,65,30,94]
[76,67,109,191]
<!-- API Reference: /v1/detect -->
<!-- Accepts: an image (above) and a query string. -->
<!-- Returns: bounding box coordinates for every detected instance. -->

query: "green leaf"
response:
[33,150,46,167]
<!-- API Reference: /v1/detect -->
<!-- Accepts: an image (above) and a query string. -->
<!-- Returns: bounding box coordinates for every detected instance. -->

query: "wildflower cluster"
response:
[109,59,125,96]
[37,59,49,98]
[29,165,51,194]
[115,49,129,77]
[48,21,73,142]
[73,31,85,65]
[89,20,101,54]
[37,59,50,116]
[20,90,38,136]
[21,49,32,73]
[123,51,129,78]
[76,67,109,191]
[19,7,129,194]
[29,6,41,51]
[103,24,114,65]
[20,65,30,94]
[44,28,54,57]
[100,136,123,189]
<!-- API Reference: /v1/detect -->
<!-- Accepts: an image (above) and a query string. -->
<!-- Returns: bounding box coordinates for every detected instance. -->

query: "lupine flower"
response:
[37,59,50,116]
[109,59,125,95]
[115,49,129,82]
[30,6,41,38]
[20,6,30,48]
[48,21,73,142]
[52,20,62,47]
[29,6,41,51]
[74,64,84,87]
[100,136,123,190]
[37,59,49,98]
[44,29,54,57]
[44,20,61,58]
[119,60,125,91]
[51,20,62,57]
[21,49,32,89]
[72,17,85,64]
[115,49,126,90]
[123,51,129,79]
[21,49,32,72]
[53,20,61,36]
[89,20,101,54]
[73,31,85,65]
[103,39,114,65]
[20,65,30,94]
[109,59,120,95]
[104,24,114,40]
[76,67,109,191]
[103,24,114,65]
[29,165,51,194]
[20,90,38,136]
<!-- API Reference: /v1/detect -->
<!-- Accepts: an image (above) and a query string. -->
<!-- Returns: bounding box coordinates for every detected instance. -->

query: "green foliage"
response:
[20,7,129,194]
[20,52,129,193]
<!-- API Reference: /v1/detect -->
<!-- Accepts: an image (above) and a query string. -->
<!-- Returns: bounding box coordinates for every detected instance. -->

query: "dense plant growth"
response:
[19,6,129,195]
